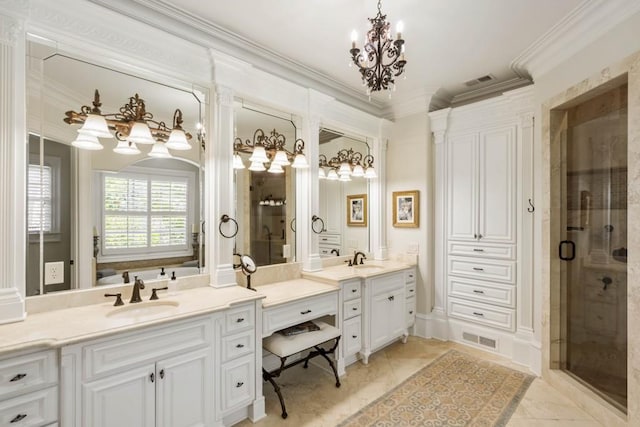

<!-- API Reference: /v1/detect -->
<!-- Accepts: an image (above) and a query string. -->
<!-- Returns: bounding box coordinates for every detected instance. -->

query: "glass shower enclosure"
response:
[557,82,628,410]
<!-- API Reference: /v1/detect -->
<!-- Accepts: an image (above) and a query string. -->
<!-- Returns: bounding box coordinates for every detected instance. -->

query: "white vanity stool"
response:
[262,321,341,419]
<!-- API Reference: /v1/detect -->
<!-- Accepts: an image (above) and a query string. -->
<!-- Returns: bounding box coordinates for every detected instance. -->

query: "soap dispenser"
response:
[157,267,167,280]
[168,271,178,295]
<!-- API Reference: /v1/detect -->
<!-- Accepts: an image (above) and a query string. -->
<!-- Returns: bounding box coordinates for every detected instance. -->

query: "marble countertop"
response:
[0,286,263,355]
[302,260,415,285]
[255,279,338,308]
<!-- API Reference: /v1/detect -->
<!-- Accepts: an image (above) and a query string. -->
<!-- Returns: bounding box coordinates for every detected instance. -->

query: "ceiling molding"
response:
[449,76,532,108]
[88,0,387,118]
[382,92,434,121]
[511,0,640,79]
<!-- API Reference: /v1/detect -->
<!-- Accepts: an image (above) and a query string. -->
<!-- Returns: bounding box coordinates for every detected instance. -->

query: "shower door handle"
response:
[559,240,576,261]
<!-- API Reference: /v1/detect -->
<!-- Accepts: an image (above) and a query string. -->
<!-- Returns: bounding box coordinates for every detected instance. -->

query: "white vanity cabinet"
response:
[361,271,408,364]
[0,350,58,426]
[340,279,362,369]
[405,268,417,327]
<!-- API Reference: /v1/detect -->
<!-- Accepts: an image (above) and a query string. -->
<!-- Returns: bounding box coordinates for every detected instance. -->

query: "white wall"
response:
[386,113,433,314]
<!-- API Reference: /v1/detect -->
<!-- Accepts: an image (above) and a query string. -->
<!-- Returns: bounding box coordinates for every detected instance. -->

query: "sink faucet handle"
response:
[105,293,124,306]
[344,259,353,267]
[150,287,169,300]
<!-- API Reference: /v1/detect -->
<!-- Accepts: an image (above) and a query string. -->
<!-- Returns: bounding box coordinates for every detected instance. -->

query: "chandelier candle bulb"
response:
[351,30,358,48]
[396,21,404,40]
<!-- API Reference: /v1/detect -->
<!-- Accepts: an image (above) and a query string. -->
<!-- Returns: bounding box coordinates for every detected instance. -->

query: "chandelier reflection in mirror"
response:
[319,148,377,182]
[349,0,406,96]
[63,89,195,157]
[233,128,309,173]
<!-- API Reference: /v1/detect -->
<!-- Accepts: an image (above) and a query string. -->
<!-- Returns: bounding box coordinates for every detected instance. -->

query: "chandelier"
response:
[349,0,406,96]
[233,128,309,173]
[319,148,377,181]
[64,90,193,157]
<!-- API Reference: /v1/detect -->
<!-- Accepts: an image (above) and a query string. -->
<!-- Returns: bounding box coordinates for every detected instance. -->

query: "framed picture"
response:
[393,190,419,228]
[347,194,367,227]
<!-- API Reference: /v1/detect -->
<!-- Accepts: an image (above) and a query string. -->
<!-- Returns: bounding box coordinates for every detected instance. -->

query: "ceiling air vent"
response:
[464,74,495,87]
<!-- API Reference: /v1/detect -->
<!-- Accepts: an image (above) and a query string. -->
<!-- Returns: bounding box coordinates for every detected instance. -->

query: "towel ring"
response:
[219,215,239,239]
[311,215,325,234]
[290,217,296,233]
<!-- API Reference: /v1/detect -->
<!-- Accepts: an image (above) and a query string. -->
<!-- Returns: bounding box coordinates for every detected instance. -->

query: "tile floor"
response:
[237,337,602,426]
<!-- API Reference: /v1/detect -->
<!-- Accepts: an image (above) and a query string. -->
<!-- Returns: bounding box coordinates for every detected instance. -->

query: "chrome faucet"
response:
[353,251,366,266]
[130,276,145,303]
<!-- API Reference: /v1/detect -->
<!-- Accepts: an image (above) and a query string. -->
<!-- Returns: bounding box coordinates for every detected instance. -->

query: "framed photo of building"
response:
[393,190,419,228]
[347,194,367,227]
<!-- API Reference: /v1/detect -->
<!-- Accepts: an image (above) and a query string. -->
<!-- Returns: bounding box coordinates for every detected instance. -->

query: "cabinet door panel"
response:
[447,133,478,241]
[156,348,213,427]
[83,364,155,427]
[371,289,404,350]
[479,126,516,243]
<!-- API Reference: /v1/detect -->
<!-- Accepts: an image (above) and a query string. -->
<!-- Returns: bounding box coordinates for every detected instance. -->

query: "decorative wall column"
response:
[371,130,388,260]
[210,84,237,287]
[298,113,322,271]
[427,108,451,338]
[0,13,26,323]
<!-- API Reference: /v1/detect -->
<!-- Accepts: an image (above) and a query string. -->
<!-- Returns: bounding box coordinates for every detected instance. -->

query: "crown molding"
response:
[382,91,434,121]
[449,77,532,108]
[88,0,386,118]
[511,0,640,79]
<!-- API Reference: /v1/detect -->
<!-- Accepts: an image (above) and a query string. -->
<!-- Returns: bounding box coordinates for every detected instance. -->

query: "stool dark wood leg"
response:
[314,344,341,387]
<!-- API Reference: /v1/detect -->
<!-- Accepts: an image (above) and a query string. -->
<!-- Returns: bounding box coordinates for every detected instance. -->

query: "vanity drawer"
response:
[262,292,338,337]
[405,268,416,284]
[448,242,515,260]
[448,257,515,284]
[0,350,57,400]
[342,316,362,357]
[83,316,212,379]
[0,386,58,427]
[319,234,341,245]
[343,299,362,320]
[224,304,255,336]
[221,330,255,363]
[448,277,515,308]
[343,281,361,300]
[448,298,515,331]
[221,355,254,414]
[405,283,416,298]
[406,297,416,326]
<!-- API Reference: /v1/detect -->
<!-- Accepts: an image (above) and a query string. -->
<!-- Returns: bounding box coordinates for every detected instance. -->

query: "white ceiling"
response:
[154,0,583,111]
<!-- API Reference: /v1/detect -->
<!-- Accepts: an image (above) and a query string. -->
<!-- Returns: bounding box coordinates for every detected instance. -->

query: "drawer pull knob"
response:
[473,312,484,317]
[10,414,27,423]
[352,307,358,311]
[409,274,414,278]
[473,248,484,252]
[9,373,27,382]
[351,289,357,293]
[409,289,414,293]
[409,311,414,314]
[352,335,358,339]
[236,317,245,323]
[159,369,165,379]
[388,296,395,301]
[473,290,485,294]
[473,267,484,271]
[150,373,155,383]
[236,381,244,388]
[301,309,312,314]
[236,343,245,348]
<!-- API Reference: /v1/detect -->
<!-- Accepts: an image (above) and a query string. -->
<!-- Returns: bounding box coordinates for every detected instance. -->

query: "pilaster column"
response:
[0,13,26,323]
[298,114,322,271]
[371,128,388,260]
[210,85,237,287]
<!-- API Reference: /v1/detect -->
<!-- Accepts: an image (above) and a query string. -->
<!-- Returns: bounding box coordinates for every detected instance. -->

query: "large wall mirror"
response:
[26,39,207,296]
[233,101,297,267]
[318,128,372,257]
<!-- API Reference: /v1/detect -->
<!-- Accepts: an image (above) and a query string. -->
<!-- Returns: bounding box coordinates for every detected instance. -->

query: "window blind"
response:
[27,164,52,233]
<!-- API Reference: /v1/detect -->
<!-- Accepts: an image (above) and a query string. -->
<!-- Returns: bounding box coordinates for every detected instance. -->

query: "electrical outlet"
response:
[45,261,64,285]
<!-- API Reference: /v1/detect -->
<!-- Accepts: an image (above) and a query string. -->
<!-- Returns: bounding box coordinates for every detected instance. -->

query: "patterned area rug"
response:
[339,349,534,427]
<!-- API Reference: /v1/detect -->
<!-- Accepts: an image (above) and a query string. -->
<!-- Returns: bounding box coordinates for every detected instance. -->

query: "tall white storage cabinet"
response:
[430,87,537,370]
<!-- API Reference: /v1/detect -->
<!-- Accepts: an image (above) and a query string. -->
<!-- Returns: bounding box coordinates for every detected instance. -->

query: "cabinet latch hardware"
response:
[159,369,164,379]
[236,317,245,323]
[150,373,155,383]
[236,381,244,388]
[351,289,357,293]
[352,307,358,311]
[300,310,312,315]
[388,296,395,301]
[472,312,484,317]
[236,343,245,348]
[473,267,484,271]
[352,335,358,339]
[473,290,485,294]
[10,414,27,423]
[473,248,484,252]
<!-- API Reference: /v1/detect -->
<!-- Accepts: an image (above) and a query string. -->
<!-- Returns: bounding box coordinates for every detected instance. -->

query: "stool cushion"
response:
[263,321,340,358]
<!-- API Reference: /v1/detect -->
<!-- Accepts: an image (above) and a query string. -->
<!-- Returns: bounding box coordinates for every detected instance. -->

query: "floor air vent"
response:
[463,332,497,349]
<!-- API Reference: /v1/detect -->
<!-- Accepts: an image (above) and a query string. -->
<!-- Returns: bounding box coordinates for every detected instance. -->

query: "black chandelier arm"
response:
[253,128,267,147]
[363,154,375,168]
[172,109,184,129]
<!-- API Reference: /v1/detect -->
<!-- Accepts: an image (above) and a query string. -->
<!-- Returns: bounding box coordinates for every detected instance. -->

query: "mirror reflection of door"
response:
[318,128,371,257]
[234,103,297,267]
[26,39,206,295]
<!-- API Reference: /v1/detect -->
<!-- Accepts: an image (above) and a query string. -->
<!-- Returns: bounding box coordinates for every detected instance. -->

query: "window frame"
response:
[95,165,196,263]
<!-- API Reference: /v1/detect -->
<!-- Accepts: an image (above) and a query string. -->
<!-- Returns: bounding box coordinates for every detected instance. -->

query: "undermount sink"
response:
[107,300,180,319]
